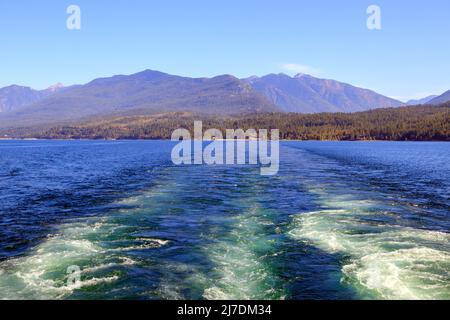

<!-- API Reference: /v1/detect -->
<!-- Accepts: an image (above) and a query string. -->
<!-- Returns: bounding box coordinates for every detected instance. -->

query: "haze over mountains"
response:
[0,69,448,129]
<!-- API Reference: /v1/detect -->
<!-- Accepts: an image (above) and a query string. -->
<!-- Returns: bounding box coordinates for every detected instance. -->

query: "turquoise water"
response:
[0,141,448,300]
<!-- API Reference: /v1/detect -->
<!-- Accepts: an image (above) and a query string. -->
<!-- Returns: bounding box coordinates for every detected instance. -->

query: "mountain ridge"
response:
[429,90,450,105]
[407,95,438,105]
[0,84,65,113]
[244,73,404,113]
[0,70,278,128]
[1,69,439,130]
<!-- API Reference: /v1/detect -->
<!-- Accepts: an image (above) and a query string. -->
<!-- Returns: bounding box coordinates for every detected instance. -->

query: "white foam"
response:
[201,205,284,300]
[81,257,137,274]
[342,247,450,300]
[107,238,169,252]
[68,275,119,290]
[0,214,128,299]
[0,184,179,299]
[203,286,232,300]
[135,238,170,246]
[290,203,450,300]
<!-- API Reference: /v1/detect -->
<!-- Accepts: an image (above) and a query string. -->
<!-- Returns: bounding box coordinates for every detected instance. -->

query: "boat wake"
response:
[289,192,450,300]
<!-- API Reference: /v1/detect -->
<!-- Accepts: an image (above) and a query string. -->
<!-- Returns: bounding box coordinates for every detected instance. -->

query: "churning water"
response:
[0,140,448,299]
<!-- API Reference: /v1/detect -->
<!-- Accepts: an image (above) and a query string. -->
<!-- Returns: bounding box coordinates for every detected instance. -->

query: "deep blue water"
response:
[0,140,448,300]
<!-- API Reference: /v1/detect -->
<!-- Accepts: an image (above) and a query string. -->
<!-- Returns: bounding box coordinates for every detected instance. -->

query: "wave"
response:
[0,211,168,299]
[201,205,286,300]
[289,195,450,300]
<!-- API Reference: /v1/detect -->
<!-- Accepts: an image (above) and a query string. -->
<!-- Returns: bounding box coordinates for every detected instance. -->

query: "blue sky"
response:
[1,0,449,101]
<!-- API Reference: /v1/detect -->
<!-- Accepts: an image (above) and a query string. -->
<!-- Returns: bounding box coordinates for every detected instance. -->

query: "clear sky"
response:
[1,0,449,101]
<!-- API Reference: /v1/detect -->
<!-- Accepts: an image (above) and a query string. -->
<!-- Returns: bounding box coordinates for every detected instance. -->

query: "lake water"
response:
[0,140,448,300]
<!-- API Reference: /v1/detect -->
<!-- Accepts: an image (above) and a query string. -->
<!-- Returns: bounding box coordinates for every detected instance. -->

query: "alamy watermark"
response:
[367,5,382,30]
[67,5,81,30]
[171,121,280,176]
[66,265,81,288]
[63,5,380,31]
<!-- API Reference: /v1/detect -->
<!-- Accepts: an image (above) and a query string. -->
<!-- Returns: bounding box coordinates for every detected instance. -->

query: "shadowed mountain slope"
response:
[245,73,403,113]
[0,70,278,128]
[429,90,450,105]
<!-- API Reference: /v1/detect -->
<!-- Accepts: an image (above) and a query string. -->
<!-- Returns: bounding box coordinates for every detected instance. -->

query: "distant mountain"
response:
[46,83,65,93]
[0,84,64,113]
[0,70,419,129]
[244,73,404,113]
[429,90,450,105]
[0,70,278,128]
[0,85,44,113]
[407,95,438,105]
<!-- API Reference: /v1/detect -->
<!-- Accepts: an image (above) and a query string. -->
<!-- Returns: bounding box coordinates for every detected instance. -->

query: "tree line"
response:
[10,103,450,141]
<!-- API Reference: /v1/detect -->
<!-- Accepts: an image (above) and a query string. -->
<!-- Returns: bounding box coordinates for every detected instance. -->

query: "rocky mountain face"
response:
[244,73,403,113]
[0,84,65,113]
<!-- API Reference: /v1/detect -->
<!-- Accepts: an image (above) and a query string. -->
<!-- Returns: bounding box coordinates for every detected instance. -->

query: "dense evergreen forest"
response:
[5,103,450,141]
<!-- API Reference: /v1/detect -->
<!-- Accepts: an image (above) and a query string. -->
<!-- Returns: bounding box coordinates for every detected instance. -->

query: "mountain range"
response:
[428,90,450,105]
[0,71,279,128]
[244,73,403,113]
[0,84,64,113]
[0,69,448,129]
[407,95,439,105]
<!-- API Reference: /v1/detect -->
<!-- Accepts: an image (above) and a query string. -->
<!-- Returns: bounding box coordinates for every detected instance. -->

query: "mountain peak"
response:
[244,76,259,82]
[131,69,174,81]
[46,83,64,92]
[211,74,238,81]
[0,69,279,126]
[2,84,32,90]
[294,73,310,78]
[138,69,167,75]
[262,73,292,79]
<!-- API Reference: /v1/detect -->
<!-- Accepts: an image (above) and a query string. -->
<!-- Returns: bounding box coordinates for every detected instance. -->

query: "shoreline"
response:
[0,138,448,142]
